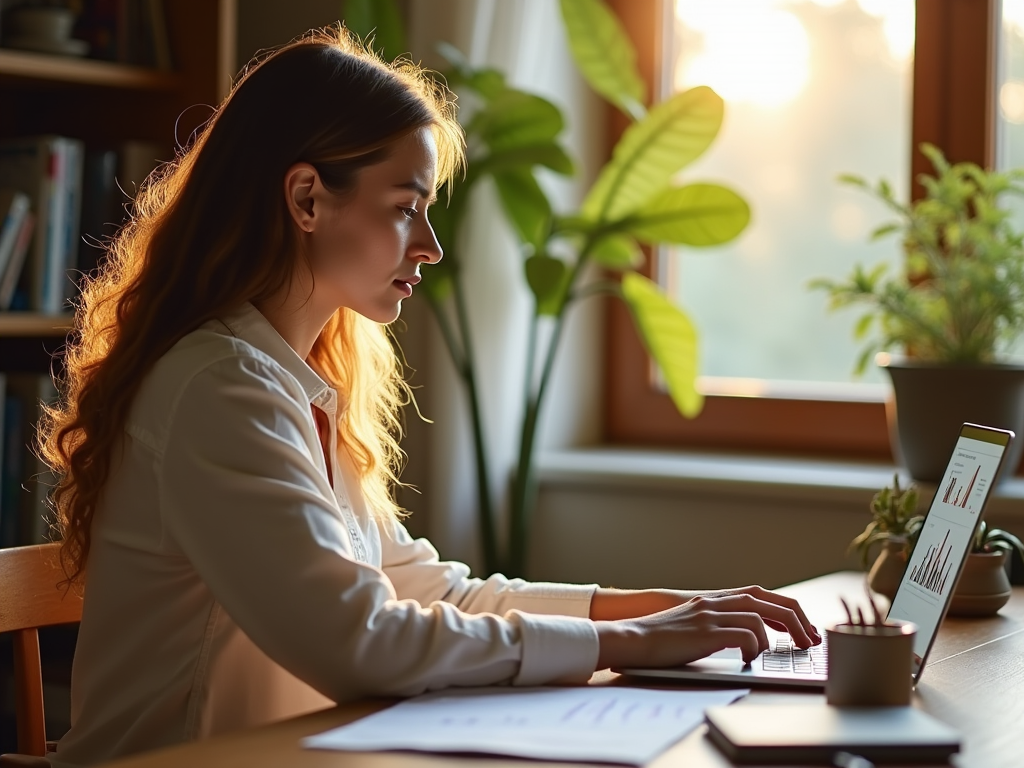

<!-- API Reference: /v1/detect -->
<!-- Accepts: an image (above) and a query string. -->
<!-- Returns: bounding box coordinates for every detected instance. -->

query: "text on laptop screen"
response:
[888,428,1008,660]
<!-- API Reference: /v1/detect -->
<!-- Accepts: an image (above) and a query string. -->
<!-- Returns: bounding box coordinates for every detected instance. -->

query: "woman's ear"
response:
[284,163,319,233]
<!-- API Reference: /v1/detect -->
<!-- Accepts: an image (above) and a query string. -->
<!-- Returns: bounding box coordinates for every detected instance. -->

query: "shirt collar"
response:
[217,303,335,409]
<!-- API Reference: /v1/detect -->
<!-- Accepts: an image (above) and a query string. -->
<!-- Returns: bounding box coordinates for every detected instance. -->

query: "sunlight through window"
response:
[667,0,914,398]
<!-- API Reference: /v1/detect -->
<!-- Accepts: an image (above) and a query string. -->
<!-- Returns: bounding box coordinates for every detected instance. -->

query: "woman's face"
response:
[303,126,442,324]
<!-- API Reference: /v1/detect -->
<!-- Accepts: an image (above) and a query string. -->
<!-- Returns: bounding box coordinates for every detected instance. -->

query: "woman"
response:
[42,28,818,768]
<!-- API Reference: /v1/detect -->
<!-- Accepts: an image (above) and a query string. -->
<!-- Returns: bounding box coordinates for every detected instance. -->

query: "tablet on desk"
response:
[704,703,961,765]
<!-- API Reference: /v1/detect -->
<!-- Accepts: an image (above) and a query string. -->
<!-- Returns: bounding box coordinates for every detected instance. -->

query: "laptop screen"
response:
[887,424,1012,676]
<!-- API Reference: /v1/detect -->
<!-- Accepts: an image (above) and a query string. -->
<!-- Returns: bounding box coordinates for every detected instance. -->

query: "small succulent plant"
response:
[849,474,924,568]
[968,520,1024,559]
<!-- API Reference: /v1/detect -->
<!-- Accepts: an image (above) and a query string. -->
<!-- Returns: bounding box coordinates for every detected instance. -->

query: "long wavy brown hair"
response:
[38,27,464,586]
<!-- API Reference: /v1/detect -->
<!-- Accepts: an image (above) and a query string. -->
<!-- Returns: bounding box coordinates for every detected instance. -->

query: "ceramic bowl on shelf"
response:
[6,5,75,39]
[3,36,89,57]
[2,4,90,58]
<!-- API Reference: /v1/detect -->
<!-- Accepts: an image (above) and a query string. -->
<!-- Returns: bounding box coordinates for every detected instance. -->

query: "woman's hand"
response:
[591,585,820,670]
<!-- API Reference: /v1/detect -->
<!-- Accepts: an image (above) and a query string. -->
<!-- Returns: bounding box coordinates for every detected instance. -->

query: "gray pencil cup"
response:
[825,620,917,707]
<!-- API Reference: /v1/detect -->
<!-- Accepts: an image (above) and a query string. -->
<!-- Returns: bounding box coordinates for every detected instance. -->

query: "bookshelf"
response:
[0,0,236,531]
[0,0,237,536]
[0,1,238,754]
[0,0,235,341]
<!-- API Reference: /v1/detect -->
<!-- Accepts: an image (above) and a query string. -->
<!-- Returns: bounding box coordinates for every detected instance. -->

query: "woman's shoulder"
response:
[128,324,308,442]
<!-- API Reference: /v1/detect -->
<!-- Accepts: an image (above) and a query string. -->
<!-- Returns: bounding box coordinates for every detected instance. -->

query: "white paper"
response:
[302,686,748,765]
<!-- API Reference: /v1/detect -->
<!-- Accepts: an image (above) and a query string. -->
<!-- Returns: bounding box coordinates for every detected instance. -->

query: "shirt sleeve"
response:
[159,355,600,701]
[381,520,598,619]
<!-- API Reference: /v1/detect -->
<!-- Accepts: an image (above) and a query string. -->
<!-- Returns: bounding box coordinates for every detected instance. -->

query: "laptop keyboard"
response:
[761,633,828,675]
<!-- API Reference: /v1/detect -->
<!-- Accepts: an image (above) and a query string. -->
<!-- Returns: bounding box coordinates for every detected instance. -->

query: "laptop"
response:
[616,422,1014,689]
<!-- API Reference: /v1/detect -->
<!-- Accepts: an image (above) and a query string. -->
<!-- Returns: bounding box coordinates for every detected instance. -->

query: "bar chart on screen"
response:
[941,466,981,510]
[909,529,954,595]
[906,519,969,602]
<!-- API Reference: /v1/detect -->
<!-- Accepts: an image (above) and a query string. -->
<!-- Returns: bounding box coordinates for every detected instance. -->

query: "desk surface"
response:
[100,572,1024,768]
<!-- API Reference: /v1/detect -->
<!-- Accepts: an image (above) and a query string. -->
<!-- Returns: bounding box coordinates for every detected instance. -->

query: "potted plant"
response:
[380,0,745,577]
[812,145,1024,482]
[849,474,923,599]
[939,521,1024,617]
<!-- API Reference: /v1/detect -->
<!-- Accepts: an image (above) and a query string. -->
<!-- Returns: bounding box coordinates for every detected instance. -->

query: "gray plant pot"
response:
[879,359,1024,483]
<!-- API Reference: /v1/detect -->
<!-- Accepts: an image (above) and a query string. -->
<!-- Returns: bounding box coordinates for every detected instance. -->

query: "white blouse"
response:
[52,303,599,768]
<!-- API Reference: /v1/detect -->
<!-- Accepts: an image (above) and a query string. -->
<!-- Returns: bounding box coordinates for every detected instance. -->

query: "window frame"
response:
[603,0,998,461]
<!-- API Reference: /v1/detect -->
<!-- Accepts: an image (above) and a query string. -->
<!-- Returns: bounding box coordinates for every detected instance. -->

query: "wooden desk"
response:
[99,573,1024,768]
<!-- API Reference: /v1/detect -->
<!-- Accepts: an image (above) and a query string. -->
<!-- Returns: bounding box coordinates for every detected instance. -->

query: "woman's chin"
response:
[356,304,403,325]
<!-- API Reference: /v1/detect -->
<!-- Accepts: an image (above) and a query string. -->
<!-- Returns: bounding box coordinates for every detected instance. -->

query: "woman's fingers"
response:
[694,625,765,665]
[743,586,820,643]
[693,592,819,648]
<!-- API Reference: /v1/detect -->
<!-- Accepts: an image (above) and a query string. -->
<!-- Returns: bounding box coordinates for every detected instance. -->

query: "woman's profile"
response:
[38,27,818,768]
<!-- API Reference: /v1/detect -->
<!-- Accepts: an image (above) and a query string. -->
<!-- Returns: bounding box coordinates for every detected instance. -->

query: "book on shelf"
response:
[145,0,173,71]
[0,210,35,312]
[0,189,30,288]
[1,374,59,548]
[59,139,85,307]
[0,136,84,315]
[77,147,119,287]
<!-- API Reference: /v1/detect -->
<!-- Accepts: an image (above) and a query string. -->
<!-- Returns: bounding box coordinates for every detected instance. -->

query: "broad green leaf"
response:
[525,254,568,316]
[624,184,750,246]
[583,86,724,223]
[493,169,552,249]
[474,90,564,153]
[559,0,645,120]
[344,0,406,60]
[590,233,643,270]
[621,272,703,418]
[479,143,575,176]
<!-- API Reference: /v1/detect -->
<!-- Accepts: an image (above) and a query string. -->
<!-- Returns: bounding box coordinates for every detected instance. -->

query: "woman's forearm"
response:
[588,588,703,620]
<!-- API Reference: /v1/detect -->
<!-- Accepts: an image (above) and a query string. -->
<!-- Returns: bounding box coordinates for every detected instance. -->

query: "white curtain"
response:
[399,0,607,573]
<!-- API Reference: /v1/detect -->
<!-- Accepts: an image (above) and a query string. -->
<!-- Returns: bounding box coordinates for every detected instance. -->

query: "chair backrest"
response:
[0,543,83,757]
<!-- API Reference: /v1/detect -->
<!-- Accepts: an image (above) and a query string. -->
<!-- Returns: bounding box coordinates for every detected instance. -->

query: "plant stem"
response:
[451,276,500,574]
[425,295,467,375]
[506,241,596,575]
[426,276,499,574]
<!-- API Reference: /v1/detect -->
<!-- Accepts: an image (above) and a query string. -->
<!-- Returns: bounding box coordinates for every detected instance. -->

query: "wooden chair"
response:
[0,543,83,767]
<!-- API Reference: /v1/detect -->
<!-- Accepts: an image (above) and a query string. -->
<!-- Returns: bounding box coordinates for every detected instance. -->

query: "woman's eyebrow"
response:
[395,181,437,204]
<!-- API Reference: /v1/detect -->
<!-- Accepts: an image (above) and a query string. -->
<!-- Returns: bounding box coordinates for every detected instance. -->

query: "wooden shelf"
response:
[0,48,180,90]
[0,313,73,337]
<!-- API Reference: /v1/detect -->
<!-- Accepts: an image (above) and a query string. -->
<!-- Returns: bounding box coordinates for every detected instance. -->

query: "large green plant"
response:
[346,0,750,576]
[812,144,1024,374]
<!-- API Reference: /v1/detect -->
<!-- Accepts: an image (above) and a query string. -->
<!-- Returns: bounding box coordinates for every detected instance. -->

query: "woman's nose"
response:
[416,217,443,264]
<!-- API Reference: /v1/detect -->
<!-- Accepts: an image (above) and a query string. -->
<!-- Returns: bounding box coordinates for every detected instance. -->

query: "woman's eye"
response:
[399,206,417,219]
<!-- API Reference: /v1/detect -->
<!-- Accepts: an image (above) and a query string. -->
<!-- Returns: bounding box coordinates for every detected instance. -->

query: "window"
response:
[669,0,912,393]
[1000,0,1024,227]
[604,0,997,460]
